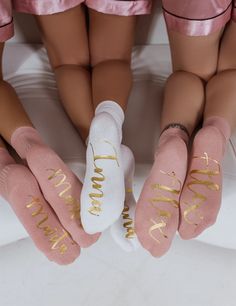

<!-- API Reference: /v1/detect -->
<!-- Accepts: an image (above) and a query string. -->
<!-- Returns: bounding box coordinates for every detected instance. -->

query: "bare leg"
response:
[179,24,236,239]
[162,29,223,134]
[0,43,32,143]
[205,21,236,131]
[35,5,93,142]
[89,9,136,110]
[135,29,222,257]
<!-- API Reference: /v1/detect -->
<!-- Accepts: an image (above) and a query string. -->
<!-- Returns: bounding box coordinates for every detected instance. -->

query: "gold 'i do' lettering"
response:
[88,140,119,216]
[184,152,220,225]
[47,169,80,220]
[148,171,182,244]
[122,201,136,239]
[26,196,69,254]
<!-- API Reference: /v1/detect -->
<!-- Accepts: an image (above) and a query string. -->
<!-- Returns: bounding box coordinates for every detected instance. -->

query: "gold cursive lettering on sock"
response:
[26,196,70,254]
[184,152,220,225]
[47,169,80,220]
[149,219,167,244]
[122,203,136,239]
[148,171,181,244]
[49,231,69,253]
[88,141,119,216]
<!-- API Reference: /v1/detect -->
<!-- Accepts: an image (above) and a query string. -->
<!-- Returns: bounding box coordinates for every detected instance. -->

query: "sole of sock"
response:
[25,144,100,247]
[135,135,188,257]
[179,126,224,239]
[110,145,140,252]
[0,164,80,265]
[81,114,125,234]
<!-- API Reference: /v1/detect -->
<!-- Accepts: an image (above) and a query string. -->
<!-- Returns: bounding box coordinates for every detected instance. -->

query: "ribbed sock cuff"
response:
[159,126,189,147]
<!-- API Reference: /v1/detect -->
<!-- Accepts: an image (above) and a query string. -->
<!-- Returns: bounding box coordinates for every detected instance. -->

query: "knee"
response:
[217,59,236,73]
[51,54,90,72]
[91,59,131,73]
[194,69,217,82]
[90,52,131,69]
[206,72,222,90]
[173,66,217,83]
[206,69,236,93]
[166,71,205,88]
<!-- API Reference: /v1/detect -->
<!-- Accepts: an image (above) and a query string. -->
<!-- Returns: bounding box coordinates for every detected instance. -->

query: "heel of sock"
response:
[158,127,189,149]
[90,112,122,143]
[95,100,125,130]
[204,116,231,141]
[10,126,44,159]
[196,125,226,156]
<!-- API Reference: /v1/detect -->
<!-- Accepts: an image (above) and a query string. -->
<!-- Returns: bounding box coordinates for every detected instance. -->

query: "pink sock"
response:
[135,126,188,257]
[179,116,231,239]
[0,148,80,265]
[11,127,100,247]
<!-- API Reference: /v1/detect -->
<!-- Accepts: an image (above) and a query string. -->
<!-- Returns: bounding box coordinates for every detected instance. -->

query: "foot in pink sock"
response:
[11,127,100,247]
[179,116,231,239]
[135,126,188,257]
[0,148,80,265]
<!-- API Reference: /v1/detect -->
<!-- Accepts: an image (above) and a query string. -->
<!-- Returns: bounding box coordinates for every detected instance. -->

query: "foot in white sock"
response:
[81,101,125,234]
[110,145,140,252]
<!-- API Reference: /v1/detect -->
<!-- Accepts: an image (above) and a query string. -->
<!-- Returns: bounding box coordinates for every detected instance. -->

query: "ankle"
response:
[159,126,189,147]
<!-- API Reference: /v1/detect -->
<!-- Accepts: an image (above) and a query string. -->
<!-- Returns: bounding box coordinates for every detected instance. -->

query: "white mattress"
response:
[1,43,236,250]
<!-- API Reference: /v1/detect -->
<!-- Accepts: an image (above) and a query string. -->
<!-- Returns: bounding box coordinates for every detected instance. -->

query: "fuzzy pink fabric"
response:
[11,126,100,247]
[0,148,80,265]
[135,128,188,257]
[179,116,231,239]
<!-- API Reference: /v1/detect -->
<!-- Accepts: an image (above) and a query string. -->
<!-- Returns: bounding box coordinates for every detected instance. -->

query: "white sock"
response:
[110,145,140,252]
[81,101,125,234]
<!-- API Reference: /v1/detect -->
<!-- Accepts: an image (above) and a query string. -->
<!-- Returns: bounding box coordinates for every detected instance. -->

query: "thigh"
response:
[168,29,224,81]
[89,9,136,67]
[218,21,236,71]
[35,5,90,69]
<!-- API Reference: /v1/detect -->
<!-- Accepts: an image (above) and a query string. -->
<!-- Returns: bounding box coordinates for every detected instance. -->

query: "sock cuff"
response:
[159,126,189,147]
[203,116,231,141]
[0,148,14,169]
[95,101,125,129]
[10,126,44,159]
[161,123,190,138]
